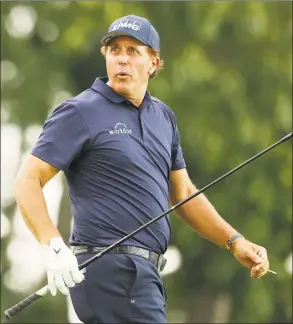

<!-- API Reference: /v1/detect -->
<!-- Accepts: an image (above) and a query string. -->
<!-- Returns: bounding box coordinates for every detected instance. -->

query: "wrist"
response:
[40,237,64,252]
[225,233,245,253]
[40,236,63,246]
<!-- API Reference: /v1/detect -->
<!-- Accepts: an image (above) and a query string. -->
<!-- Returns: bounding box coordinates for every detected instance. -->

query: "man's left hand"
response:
[231,238,269,278]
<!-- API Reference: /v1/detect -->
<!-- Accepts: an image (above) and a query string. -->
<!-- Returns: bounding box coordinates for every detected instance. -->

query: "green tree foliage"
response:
[1,2,292,323]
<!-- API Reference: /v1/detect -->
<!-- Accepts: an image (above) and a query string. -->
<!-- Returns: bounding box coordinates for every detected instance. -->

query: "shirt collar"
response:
[90,77,152,105]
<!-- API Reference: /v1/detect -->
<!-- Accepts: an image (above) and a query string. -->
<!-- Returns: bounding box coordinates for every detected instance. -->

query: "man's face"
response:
[105,36,156,98]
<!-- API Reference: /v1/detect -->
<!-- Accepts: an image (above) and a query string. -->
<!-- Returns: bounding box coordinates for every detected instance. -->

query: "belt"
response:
[72,245,167,272]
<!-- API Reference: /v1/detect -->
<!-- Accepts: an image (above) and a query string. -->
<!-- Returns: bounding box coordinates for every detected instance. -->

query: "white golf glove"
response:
[41,237,85,296]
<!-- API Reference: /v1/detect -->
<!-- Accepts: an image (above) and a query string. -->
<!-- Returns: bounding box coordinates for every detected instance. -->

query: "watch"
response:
[225,233,244,252]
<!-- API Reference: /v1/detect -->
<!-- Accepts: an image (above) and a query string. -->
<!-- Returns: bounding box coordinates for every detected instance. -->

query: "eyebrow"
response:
[108,42,142,49]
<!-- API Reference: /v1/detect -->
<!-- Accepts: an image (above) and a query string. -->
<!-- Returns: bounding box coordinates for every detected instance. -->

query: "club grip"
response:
[4,286,48,319]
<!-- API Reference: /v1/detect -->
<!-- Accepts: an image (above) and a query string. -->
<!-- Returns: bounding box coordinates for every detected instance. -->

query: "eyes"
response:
[110,46,140,55]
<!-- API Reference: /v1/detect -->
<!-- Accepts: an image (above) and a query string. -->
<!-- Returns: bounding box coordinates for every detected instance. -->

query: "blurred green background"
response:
[1,1,292,323]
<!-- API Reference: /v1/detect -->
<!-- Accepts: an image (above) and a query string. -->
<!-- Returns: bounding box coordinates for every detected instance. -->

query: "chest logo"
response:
[109,123,132,135]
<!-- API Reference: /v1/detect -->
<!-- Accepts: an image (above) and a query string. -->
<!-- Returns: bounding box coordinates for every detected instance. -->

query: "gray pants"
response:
[70,253,167,323]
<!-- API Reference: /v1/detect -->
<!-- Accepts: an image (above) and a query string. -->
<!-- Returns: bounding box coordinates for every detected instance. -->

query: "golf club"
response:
[4,132,292,319]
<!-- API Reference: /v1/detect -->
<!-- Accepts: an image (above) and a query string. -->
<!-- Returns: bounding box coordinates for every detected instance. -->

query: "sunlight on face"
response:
[105,36,156,99]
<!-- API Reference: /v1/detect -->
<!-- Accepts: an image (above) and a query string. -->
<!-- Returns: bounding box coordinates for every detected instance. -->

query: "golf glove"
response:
[41,237,85,296]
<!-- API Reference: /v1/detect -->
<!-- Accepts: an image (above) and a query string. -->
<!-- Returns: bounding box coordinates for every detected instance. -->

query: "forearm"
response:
[174,186,237,248]
[14,176,61,245]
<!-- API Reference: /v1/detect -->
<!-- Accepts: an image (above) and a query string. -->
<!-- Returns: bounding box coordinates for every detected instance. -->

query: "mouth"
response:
[116,72,131,79]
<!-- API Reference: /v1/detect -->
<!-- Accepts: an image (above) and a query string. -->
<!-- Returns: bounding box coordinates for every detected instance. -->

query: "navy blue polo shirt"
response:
[32,77,185,254]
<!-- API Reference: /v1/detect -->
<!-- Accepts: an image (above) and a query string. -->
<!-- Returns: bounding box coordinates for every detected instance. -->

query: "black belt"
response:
[72,245,167,272]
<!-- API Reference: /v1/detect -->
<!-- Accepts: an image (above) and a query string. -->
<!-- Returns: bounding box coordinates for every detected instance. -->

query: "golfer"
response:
[13,15,270,323]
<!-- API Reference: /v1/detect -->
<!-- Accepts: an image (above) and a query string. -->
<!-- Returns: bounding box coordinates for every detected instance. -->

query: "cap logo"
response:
[112,19,141,32]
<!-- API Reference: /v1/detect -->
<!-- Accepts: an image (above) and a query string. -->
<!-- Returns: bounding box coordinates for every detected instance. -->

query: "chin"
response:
[112,83,131,96]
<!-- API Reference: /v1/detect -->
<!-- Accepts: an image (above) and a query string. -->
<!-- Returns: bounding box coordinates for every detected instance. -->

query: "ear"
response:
[148,57,160,76]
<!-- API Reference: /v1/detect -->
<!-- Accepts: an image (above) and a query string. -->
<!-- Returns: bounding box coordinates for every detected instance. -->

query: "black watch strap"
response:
[225,233,244,252]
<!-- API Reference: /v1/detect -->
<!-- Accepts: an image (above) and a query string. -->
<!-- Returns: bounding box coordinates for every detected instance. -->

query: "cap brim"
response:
[101,31,150,47]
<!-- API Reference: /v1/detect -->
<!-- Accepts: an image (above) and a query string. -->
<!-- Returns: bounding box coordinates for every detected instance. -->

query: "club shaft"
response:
[4,132,292,319]
[79,132,292,268]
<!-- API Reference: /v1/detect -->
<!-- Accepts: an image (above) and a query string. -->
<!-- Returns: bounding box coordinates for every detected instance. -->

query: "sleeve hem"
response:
[30,151,65,172]
[171,162,186,171]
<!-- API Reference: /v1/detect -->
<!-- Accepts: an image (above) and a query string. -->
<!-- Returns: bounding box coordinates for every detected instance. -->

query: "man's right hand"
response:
[41,237,85,296]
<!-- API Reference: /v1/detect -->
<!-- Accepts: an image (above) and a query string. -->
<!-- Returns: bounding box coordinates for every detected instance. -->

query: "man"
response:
[14,15,270,323]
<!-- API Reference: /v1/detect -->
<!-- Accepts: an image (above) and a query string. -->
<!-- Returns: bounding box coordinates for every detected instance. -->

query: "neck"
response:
[106,81,147,108]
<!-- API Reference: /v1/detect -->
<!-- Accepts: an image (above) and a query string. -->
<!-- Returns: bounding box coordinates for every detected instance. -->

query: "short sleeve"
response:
[31,102,91,171]
[171,117,186,171]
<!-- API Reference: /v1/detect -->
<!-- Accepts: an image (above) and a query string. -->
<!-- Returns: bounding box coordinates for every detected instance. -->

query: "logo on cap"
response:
[112,19,141,32]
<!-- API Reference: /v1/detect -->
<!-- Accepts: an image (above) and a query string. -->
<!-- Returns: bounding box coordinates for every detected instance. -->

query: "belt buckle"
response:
[158,254,167,272]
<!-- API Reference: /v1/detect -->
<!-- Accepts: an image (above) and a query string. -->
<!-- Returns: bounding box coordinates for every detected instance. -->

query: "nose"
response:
[117,52,129,66]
